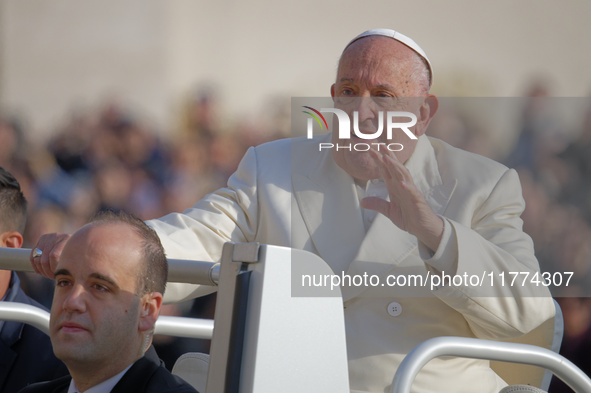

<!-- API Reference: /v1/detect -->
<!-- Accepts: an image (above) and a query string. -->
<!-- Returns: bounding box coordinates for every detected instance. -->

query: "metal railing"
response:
[0,243,354,393]
[0,302,50,334]
[0,302,214,339]
[0,247,217,339]
[0,247,220,285]
[390,336,591,393]
[11,246,590,393]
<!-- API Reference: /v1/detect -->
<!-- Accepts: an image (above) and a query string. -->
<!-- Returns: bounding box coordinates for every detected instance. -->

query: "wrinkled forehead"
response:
[342,29,433,87]
[337,37,418,79]
[336,36,431,94]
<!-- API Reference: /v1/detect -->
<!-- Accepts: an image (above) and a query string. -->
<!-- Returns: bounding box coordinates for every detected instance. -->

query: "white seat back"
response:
[172,352,210,392]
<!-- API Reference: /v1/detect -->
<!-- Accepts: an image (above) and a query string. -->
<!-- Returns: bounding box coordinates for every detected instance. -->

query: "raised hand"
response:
[361,147,444,252]
[30,232,71,279]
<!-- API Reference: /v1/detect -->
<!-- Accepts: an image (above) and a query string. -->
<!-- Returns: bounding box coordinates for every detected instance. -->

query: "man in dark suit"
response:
[0,167,68,393]
[19,210,197,393]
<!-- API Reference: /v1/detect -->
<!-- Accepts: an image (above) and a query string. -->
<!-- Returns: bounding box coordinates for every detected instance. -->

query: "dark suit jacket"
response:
[18,346,198,393]
[0,273,68,393]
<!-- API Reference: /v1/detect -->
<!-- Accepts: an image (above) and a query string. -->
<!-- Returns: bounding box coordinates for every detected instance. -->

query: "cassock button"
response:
[387,302,402,317]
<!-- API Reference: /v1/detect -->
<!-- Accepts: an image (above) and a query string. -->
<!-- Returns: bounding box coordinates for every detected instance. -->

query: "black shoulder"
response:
[16,375,71,393]
[146,368,199,393]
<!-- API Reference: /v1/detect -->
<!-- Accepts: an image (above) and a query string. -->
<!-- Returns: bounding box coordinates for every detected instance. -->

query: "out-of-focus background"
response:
[2,0,591,137]
[0,1,590,391]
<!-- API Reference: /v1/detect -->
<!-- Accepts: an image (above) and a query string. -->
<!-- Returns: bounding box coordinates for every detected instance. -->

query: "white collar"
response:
[404,134,443,196]
[67,364,133,393]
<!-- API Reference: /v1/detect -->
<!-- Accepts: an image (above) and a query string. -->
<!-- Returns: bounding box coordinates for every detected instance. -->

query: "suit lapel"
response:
[0,314,24,391]
[292,135,366,274]
[0,340,16,391]
[407,136,457,216]
[111,347,160,393]
[45,377,70,393]
[17,375,71,393]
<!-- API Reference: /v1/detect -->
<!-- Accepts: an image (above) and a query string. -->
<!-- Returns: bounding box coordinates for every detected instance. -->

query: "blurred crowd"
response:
[0,89,289,369]
[0,84,590,389]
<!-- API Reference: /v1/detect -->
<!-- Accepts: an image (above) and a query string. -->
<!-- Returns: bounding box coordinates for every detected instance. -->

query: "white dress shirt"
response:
[67,364,132,393]
[355,178,389,232]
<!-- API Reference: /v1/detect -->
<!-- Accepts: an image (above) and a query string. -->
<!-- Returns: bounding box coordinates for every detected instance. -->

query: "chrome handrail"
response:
[0,302,214,339]
[391,336,591,393]
[0,247,220,285]
[0,302,50,334]
[156,316,214,339]
[0,246,217,340]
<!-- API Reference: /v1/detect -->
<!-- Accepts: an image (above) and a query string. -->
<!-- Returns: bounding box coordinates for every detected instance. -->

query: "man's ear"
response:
[138,292,163,333]
[415,94,439,137]
[330,84,336,99]
[0,231,24,249]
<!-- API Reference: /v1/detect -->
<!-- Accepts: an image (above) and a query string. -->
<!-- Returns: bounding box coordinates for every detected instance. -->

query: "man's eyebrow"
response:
[89,273,119,290]
[337,79,396,92]
[374,83,395,91]
[54,269,71,278]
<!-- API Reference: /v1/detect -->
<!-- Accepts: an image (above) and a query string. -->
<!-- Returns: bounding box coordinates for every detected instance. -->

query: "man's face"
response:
[330,36,434,182]
[49,222,146,371]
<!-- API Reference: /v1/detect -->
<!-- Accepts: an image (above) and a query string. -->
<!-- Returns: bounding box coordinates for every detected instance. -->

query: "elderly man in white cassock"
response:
[32,29,555,393]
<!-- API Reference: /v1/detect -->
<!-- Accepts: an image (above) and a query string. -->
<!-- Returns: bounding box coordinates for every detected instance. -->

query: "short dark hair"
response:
[90,210,168,296]
[0,167,27,233]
